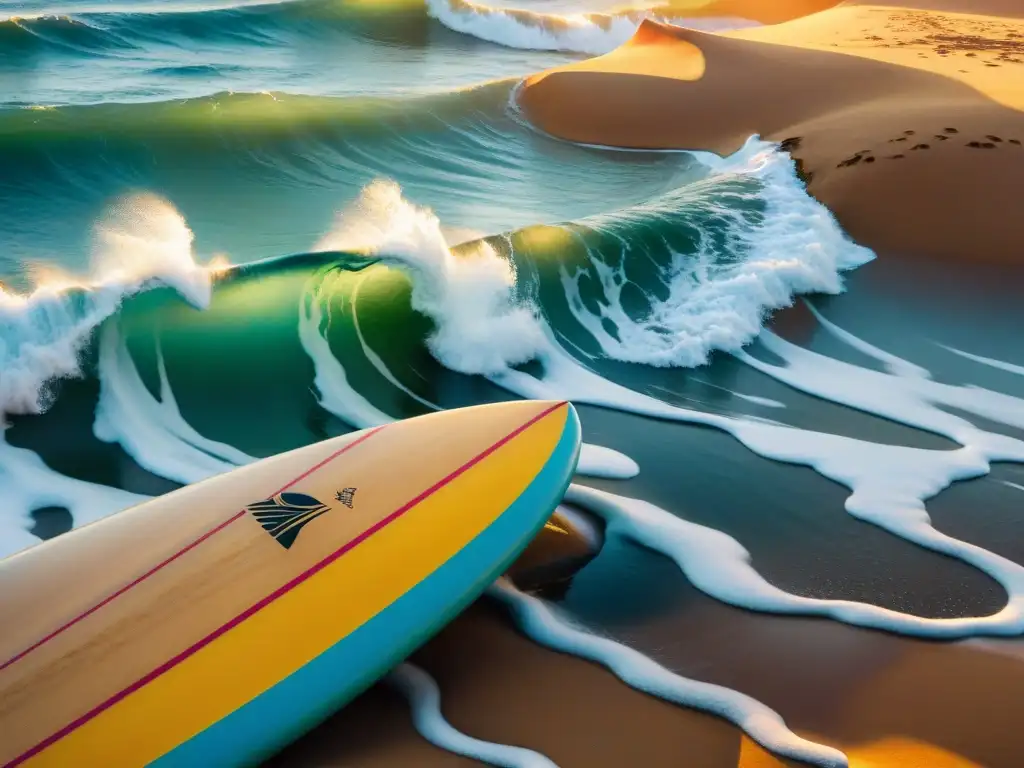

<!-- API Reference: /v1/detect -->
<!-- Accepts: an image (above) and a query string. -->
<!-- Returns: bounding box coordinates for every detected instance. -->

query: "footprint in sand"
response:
[912,144,930,150]
[934,134,949,141]
[837,151,878,168]
[986,135,1003,142]
[889,154,905,159]
[967,141,998,149]
[944,127,959,134]
[1010,139,1022,145]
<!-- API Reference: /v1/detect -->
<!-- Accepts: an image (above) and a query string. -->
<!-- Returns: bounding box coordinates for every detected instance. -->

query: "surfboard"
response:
[0,399,580,768]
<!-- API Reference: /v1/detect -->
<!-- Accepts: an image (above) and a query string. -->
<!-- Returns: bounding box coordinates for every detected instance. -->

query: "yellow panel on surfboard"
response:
[0,400,581,768]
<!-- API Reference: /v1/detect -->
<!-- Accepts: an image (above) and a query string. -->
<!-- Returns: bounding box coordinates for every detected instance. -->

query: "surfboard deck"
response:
[0,399,580,768]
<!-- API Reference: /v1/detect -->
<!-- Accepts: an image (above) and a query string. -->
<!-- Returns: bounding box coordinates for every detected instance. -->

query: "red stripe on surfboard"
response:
[0,425,387,675]
[7,401,567,768]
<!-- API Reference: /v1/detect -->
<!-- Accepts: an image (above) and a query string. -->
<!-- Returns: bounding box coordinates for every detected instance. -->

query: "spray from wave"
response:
[0,194,225,417]
[425,0,759,55]
[315,179,545,376]
[311,138,870,380]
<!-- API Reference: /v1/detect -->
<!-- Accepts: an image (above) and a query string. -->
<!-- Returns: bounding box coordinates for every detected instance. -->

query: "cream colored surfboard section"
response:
[0,399,575,767]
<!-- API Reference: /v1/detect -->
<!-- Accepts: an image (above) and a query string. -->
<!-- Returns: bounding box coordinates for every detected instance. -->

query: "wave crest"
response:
[310,140,870,379]
[0,195,222,417]
[316,180,545,375]
[426,0,759,54]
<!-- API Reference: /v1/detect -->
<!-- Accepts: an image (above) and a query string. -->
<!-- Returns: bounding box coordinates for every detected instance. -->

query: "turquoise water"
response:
[3,2,1024,765]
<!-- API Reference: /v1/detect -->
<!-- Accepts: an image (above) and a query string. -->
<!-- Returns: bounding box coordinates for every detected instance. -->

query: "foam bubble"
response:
[387,662,559,768]
[426,0,759,55]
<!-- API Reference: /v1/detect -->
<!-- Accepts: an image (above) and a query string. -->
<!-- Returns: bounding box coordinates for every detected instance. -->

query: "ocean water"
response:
[3,1,1024,765]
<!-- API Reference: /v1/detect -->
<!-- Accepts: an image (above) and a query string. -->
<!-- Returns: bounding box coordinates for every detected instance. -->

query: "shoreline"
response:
[516,3,1024,264]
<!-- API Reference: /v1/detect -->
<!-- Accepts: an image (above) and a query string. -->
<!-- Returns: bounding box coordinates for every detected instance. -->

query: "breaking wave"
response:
[426,0,759,54]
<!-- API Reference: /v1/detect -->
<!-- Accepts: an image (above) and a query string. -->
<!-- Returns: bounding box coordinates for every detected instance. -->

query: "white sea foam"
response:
[577,443,638,478]
[0,433,149,559]
[0,194,219,418]
[478,324,1024,637]
[319,156,1024,641]
[940,344,1024,378]
[299,276,394,430]
[690,379,786,409]
[387,662,559,768]
[805,301,929,379]
[315,180,545,377]
[93,321,254,485]
[561,138,874,368]
[552,503,603,550]
[426,0,758,55]
[489,578,847,767]
[350,272,442,413]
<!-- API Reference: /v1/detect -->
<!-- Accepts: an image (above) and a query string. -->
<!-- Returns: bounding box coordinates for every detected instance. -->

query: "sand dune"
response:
[654,0,841,25]
[518,3,1024,264]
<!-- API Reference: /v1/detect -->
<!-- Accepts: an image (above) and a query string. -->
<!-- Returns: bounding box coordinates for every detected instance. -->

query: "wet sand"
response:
[269,596,1023,767]
[269,601,775,768]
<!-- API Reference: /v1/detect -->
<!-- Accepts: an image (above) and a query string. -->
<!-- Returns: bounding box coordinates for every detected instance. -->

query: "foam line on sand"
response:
[489,578,848,767]
[387,662,559,768]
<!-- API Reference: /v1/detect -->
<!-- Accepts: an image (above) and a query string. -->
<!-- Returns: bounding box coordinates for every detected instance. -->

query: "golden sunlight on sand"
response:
[519,0,1024,263]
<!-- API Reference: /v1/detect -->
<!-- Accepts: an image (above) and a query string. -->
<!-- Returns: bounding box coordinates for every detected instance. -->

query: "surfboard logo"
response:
[247,492,331,549]
[335,487,356,508]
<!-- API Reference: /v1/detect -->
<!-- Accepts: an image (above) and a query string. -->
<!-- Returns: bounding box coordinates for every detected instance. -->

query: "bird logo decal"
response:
[247,492,332,549]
